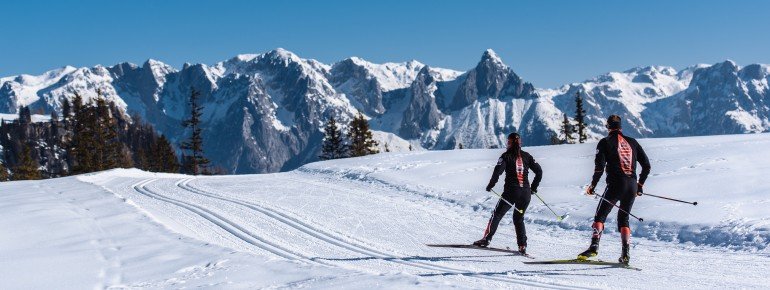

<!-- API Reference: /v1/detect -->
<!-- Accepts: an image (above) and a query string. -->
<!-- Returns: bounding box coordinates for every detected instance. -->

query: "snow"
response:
[0,113,52,123]
[2,134,769,288]
[343,57,462,92]
[372,130,425,152]
[483,49,505,67]
[726,109,767,132]
[145,59,176,87]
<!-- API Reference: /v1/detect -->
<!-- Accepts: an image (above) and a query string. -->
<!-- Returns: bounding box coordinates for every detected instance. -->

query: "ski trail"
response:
[179,178,590,289]
[132,179,328,265]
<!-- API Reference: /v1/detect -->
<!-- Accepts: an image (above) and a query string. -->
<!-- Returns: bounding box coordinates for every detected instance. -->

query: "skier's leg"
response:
[618,178,637,263]
[477,196,512,245]
[580,185,619,259]
[594,187,619,237]
[512,188,532,249]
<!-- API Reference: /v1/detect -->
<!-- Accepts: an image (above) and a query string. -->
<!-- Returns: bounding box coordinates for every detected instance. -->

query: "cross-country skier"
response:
[473,133,542,255]
[578,115,651,264]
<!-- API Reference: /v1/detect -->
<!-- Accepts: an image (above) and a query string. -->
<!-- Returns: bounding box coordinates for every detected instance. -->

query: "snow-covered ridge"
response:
[2,48,769,174]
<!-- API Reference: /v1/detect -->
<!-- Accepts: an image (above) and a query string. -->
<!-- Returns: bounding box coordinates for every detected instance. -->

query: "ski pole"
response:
[641,193,698,206]
[490,189,524,214]
[533,192,570,221]
[594,193,644,222]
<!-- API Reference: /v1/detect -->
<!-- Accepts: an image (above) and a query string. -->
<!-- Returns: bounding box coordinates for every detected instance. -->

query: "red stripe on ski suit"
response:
[618,134,633,176]
[516,155,525,187]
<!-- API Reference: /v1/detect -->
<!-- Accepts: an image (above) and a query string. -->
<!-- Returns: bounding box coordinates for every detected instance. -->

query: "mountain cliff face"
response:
[642,61,770,136]
[2,49,768,173]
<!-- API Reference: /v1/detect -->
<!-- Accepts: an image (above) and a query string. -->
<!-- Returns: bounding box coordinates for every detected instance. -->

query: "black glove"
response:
[486,184,493,192]
[637,183,644,196]
[531,186,538,194]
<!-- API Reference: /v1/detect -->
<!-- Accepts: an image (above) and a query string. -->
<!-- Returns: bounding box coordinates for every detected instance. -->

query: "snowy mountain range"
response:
[2,48,768,173]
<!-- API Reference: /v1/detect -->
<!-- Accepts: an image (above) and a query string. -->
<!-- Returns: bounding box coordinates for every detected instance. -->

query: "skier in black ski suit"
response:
[473,133,542,255]
[578,115,651,264]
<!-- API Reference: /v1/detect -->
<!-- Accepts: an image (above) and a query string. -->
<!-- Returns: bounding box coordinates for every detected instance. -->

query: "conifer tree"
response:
[575,91,588,143]
[0,162,8,181]
[180,88,210,174]
[347,111,379,157]
[319,116,347,160]
[13,142,41,180]
[561,113,575,144]
[549,132,562,145]
[155,135,179,173]
[69,94,95,174]
[61,98,72,131]
[94,97,128,170]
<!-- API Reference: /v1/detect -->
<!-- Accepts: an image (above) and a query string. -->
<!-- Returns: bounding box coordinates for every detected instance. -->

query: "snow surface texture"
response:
[2,134,768,289]
[2,49,768,174]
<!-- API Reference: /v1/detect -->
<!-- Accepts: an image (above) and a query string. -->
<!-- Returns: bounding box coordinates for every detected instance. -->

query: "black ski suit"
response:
[591,131,651,230]
[482,149,543,247]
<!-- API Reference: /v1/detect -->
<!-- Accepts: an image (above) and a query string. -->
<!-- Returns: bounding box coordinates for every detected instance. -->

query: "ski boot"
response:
[619,243,630,265]
[472,239,489,247]
[577,237,600,260]
[518,245,527,255]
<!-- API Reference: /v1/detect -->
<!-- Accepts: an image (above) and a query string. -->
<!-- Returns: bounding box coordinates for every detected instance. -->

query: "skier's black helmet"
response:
[606,115,622,130]
[508,132,520,141]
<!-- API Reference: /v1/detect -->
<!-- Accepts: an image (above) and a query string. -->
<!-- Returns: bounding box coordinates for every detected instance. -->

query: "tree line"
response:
[552,91,589,144]
[0,88,214,181]
[319,111,380,160]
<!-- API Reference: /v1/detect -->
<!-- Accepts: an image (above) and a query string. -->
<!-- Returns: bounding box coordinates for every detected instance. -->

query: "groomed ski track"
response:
[100,164,768,289]
[134,177,582,289]
[5,133,770,289]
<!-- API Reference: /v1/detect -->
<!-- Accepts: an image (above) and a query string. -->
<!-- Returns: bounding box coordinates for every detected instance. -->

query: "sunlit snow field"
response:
[2,133,769,289]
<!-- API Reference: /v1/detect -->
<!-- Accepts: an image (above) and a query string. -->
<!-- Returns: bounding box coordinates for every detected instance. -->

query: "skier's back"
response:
[473,133,542,254]
[579,115,651,264]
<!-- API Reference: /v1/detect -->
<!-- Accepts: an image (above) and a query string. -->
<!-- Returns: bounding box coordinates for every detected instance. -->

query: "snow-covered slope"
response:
[2,134,768,288]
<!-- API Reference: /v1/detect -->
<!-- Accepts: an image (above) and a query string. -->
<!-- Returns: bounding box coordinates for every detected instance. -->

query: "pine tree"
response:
[61,98,72,131]
[347,112,379,157]
[319,116,347,160]
[12,142,41,180]
[0,162,8,181]
[180,88,210,175]
[549,132,562,145]
[155,135,179,173]
[18,106,32,124]
[561,113,575,144]
[94,97,128,170]
[69,94,95,174]
[575,91,588,143]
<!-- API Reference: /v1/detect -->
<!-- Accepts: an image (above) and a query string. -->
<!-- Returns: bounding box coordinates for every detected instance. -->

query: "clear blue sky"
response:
[1,0,768,88]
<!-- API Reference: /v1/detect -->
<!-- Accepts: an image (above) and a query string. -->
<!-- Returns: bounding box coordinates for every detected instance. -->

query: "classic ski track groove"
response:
[132,178,330,266]
[180,177,591,289]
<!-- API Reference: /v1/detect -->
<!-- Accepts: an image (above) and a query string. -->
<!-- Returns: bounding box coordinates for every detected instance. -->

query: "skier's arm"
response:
[637,143,651,185]
[487,156,506,191]
[590,139,607,188]
[529,156,543,192]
